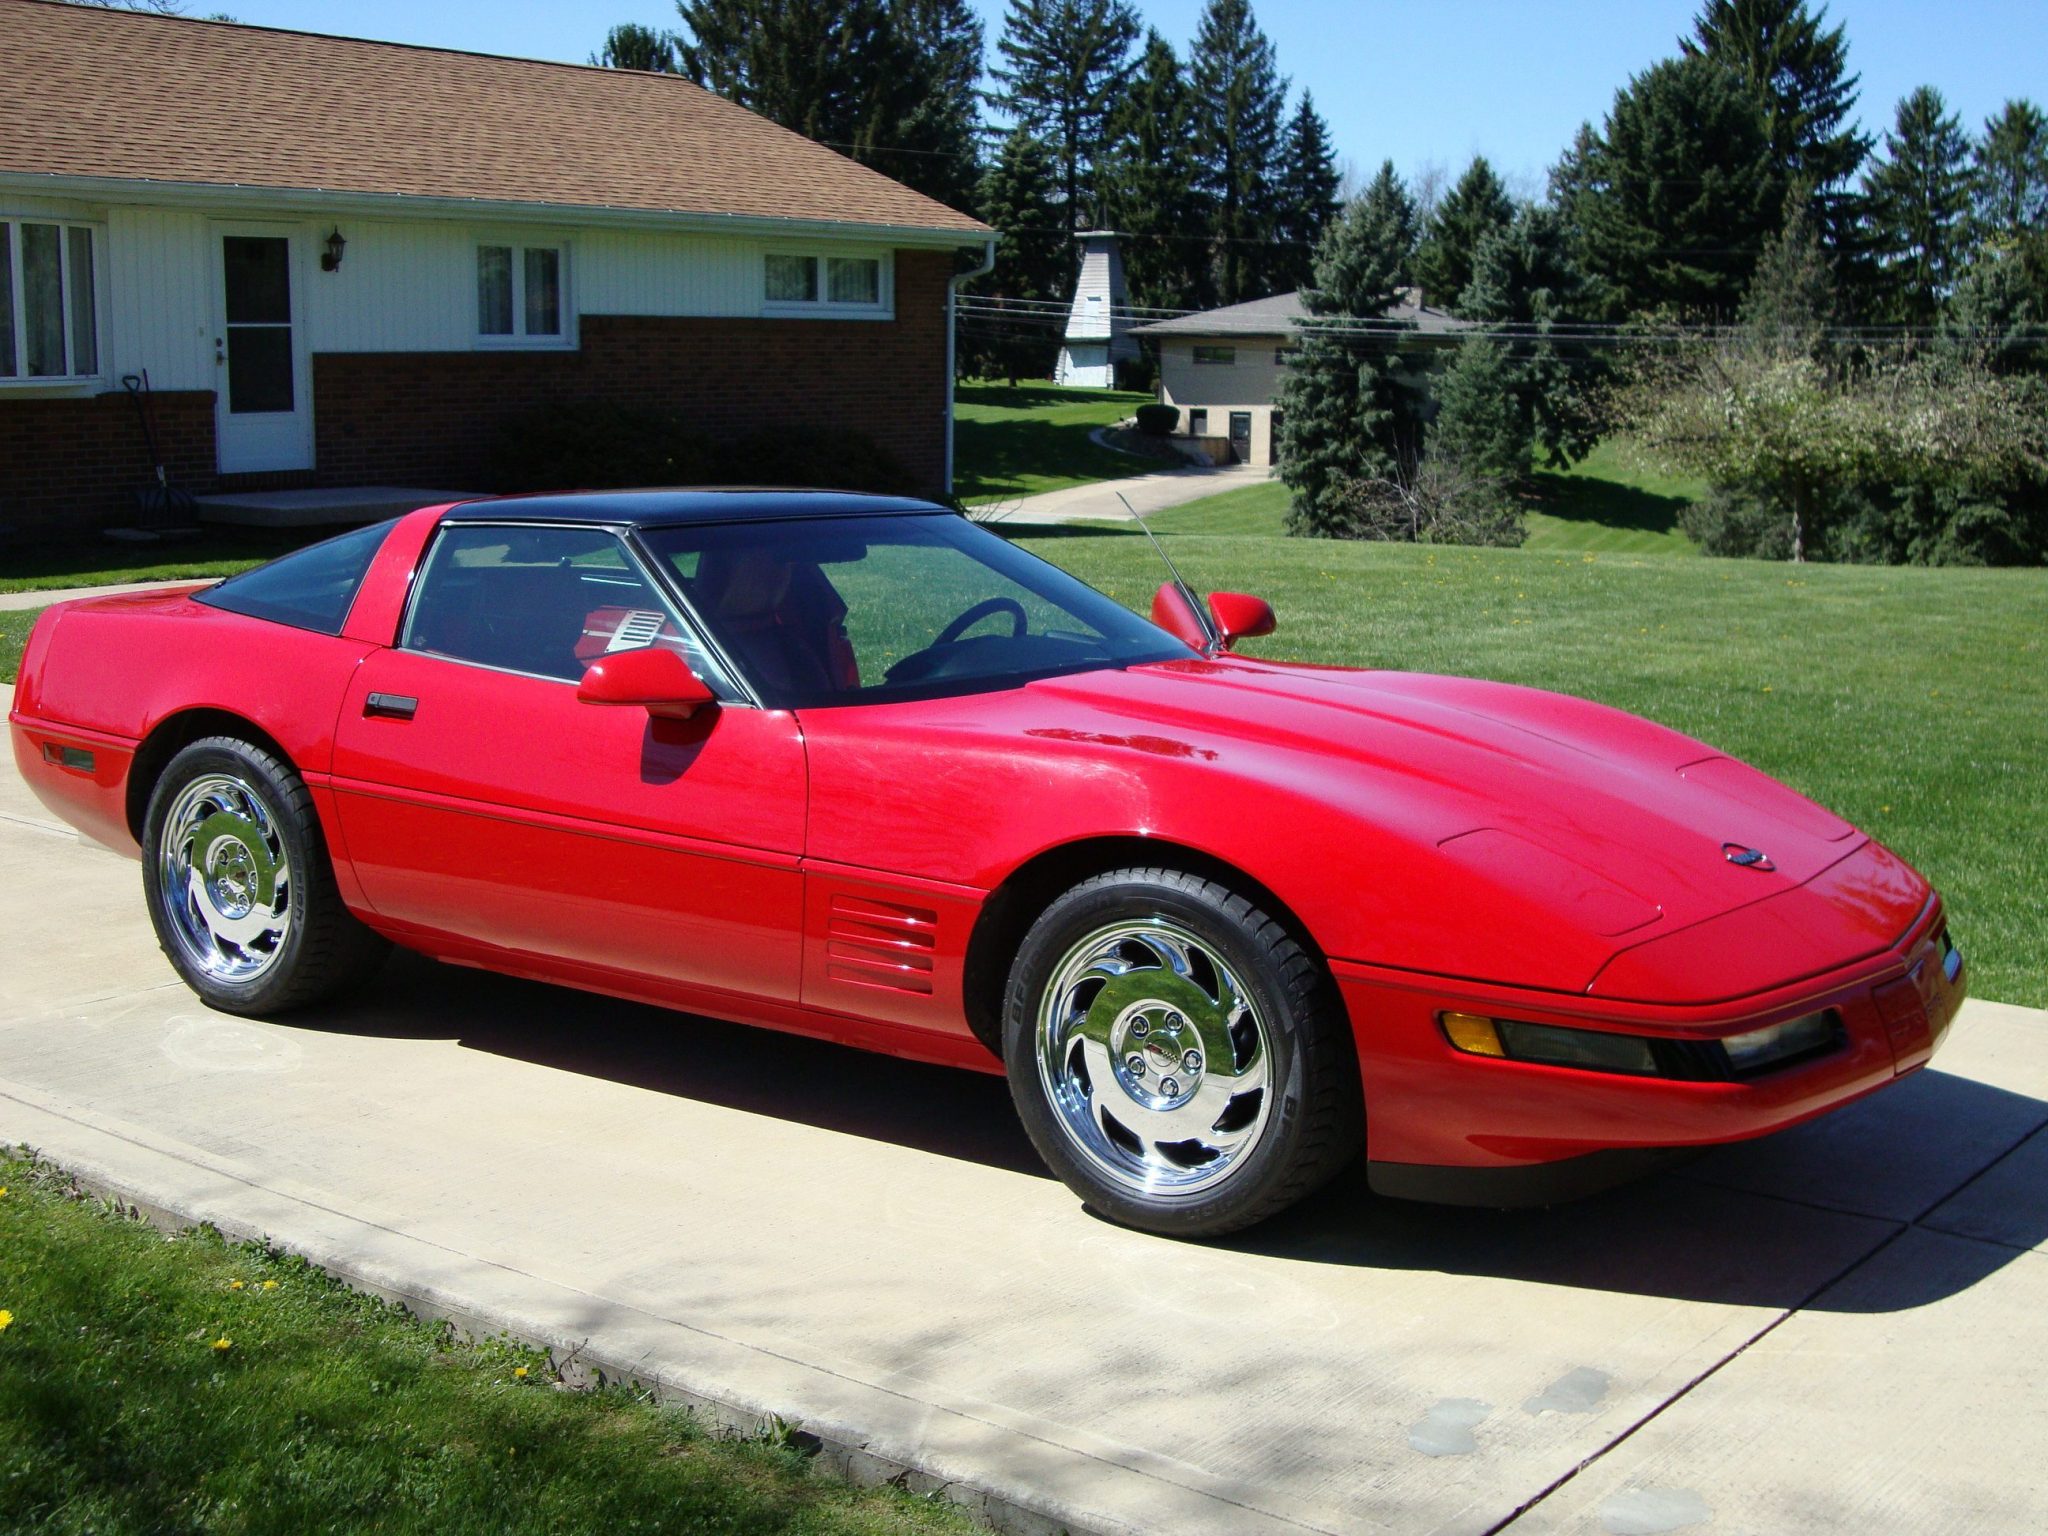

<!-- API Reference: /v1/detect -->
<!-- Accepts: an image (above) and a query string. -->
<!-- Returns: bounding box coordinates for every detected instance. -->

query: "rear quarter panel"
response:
[11,591,376,855]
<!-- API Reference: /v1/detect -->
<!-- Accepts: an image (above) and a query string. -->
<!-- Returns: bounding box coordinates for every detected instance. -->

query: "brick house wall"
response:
[0,390,217,543]
[0,249,952,544]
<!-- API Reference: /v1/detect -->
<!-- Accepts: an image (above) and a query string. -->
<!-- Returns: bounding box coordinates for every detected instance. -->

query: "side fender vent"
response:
[826,895,937,995]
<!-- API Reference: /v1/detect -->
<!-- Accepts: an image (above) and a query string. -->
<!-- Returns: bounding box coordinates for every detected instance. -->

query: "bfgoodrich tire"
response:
[1004,867,1362,1237]
[141,735,388,1015]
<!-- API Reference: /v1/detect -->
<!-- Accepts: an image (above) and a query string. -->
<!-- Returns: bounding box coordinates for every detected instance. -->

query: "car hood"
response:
[1013,657,1909,993]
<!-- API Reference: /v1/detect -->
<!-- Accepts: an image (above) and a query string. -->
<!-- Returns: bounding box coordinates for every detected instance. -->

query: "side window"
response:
[402,524,720,686]
[197,518,394,635]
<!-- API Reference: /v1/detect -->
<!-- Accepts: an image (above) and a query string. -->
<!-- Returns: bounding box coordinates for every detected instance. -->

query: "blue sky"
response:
[213,1,2047,196]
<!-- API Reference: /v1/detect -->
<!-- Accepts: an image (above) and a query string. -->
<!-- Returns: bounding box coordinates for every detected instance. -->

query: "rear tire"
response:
[142,735,388,1015]
[1003,867,1362,1237]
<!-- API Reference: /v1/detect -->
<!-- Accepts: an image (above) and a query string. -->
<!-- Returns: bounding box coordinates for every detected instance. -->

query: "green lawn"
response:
[1014,523,2048,1009]
[0,531,316,595]
[1,608,36,686]
[1524,439,1704,556]
[0,1156,972,1536]
[951,380,1156,506]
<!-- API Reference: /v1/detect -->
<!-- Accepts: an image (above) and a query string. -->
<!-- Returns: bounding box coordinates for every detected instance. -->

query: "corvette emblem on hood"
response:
[1723,844,1776,871]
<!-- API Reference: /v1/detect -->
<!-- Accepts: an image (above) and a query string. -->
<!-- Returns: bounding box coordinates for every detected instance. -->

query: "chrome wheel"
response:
[1036,919,1272,1197]
[155,772,293,984]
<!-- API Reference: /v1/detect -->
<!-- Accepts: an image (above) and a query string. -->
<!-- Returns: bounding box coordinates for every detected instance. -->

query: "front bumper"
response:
[1335,895,1963,1193]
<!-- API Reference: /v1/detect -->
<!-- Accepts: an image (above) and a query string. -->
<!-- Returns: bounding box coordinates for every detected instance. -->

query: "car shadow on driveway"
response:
[302,952,2046,1315]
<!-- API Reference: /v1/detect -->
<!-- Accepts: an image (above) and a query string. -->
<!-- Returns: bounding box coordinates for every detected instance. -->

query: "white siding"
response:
[104,206,213,389]
[62,197,907,389]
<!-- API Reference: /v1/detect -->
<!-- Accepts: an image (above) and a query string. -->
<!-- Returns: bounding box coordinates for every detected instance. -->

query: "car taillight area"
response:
[1335,900,1964,1172]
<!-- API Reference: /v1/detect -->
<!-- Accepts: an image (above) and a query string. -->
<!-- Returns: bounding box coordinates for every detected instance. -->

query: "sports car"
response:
[9,490,1965,1235]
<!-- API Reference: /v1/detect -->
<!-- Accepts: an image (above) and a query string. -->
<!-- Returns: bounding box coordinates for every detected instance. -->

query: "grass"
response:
[0,1156,974,1536]
[1012,522,2048,1009]
[0,531,317,595]
[1524,439,1704,556]
[1,608,36,685]
[951,380,1156,506]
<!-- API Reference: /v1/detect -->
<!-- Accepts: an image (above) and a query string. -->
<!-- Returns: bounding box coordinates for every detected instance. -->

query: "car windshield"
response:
[638,513,1193,707]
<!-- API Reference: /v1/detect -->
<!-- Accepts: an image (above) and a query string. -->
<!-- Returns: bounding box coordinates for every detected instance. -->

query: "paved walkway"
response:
[0,578,197,612]
[3,752,2044,1534]
[974,461,1275,526]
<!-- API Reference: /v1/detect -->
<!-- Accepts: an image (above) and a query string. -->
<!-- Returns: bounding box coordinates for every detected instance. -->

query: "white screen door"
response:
[212,227,313,473]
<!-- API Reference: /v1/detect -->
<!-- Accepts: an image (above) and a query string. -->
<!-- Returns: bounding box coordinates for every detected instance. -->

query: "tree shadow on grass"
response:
[1526,467,1693,539]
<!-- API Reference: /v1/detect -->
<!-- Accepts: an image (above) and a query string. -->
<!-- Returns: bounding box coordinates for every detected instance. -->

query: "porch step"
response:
[193,487,476,528]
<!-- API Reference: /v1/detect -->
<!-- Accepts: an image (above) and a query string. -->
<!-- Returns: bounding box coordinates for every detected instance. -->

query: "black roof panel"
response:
[443,488,950,526]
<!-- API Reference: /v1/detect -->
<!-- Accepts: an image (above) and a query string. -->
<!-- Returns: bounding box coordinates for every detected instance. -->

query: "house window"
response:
[764,252,889,315]
[1192,345,1236,365]
[1187,409,1208,436]
[0,219,99,382]
[477,242,567,344]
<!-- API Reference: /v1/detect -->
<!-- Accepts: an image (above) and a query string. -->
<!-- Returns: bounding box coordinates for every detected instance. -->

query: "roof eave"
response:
[0,170,992,247]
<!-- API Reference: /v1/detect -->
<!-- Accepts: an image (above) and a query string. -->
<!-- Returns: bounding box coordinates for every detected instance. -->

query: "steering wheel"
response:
[932,596,1028,647]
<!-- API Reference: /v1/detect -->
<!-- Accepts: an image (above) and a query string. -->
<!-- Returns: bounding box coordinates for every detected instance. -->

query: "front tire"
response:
[1003,867,1362,1237]
[142,735,387,1015]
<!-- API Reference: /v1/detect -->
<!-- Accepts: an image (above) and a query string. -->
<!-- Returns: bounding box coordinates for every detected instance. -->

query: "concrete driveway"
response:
[972,461,1275,526]
[2,752,2044,1535]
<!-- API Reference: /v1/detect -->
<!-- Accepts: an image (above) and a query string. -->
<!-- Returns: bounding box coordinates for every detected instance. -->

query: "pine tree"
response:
[889,0,986,212]
[989,0,1141,234]
[1740,198,1839,355]
[1275,164,1417,535]
[969,129,1070,381]
[1413,156,1514,314]
[1861,86,1973,324]
[1462,205,1605,468]
[1568,54,1783,318]
[1096,30,1212,311]
[1190,0,1289,305]
[592,22,682,72]
[672,0,981,210]
[1682,0,1870,243]
[1271,93,1342,294]
[1973,99,2048,238]
[1431,337,1530,483]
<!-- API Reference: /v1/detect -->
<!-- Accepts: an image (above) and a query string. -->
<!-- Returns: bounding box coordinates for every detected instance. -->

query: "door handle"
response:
[364,692,417,721]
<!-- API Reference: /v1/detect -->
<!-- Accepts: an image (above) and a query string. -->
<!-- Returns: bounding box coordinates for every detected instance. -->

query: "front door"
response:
[212,226,313,473]
[1228,410,1252,464]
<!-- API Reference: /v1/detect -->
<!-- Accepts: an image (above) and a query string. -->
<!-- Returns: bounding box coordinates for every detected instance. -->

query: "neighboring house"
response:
[1054,232,1137,389]
[0,0,991,540]
[1132,289,1468,465]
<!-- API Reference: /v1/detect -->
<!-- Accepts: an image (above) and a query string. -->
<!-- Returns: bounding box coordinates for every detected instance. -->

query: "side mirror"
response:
[1208,591,1276,651]
[1151,581,1211,652]
[576,646,715,720]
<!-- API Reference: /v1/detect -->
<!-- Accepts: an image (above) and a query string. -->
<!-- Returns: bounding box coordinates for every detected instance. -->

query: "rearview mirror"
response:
[576,647,715,720]
[1208,591,1276,651]
[1151,581,1211,652]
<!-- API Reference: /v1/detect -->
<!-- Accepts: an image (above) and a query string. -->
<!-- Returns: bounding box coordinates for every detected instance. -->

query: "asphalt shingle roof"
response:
[0,0,989,237]
[1132,289,1471,337]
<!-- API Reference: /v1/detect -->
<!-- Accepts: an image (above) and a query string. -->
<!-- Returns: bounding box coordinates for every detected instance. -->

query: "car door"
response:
[328,519,807,1004]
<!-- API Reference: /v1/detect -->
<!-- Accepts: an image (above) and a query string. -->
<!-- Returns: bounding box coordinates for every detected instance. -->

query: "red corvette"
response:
[10,491,1965,1235]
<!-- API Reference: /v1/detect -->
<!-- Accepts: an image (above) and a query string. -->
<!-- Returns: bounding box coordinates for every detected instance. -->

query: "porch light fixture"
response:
[320,227,347,272]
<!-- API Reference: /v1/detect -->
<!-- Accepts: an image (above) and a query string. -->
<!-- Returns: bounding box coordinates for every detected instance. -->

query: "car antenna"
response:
[1117,491,1217,653]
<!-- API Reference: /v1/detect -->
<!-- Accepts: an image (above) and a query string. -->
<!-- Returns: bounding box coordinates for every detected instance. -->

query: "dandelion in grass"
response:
[0,1309,13,1332]
[229,1280,245,1291]
[212,1336,232,1353]
[262,1280,278,1292]
[514,1366,529,1379]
